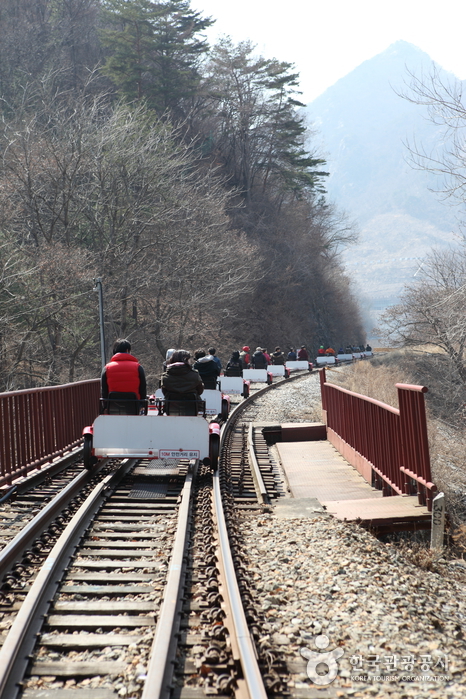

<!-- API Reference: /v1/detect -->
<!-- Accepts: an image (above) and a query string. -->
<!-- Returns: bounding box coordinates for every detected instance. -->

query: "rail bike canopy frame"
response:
[319,368,436,510]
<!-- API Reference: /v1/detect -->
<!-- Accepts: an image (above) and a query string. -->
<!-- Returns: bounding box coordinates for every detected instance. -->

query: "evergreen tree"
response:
[100,0,213,117]
[198,39,328,205]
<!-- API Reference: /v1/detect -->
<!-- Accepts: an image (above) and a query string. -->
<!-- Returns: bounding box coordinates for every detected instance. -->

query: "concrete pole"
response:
[431,492,445,550]
[94,278,106,372]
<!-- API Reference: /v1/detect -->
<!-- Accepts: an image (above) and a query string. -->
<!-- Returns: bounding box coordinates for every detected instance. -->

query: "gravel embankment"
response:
[243,372,466,698]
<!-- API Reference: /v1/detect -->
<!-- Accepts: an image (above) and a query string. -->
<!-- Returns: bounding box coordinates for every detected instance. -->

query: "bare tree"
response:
[0,86,261,385]
[380,246,466,385]
[402,67,466,210]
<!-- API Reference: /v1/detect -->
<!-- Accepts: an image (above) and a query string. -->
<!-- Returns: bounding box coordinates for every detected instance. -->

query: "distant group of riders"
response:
[226,345,309,376]
[101,339,372,411]
[317,344,372,357]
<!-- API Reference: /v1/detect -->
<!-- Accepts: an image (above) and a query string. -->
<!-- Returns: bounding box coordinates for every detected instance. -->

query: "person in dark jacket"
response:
[298,345,309,361]
[208,347,222,372]
[271,347,285,365]
[225,351,243,376]
[252,347,267,369]
[193,349,220,389]
[101,339,146,404]
[287,348,297,361]
[161,350,204,397]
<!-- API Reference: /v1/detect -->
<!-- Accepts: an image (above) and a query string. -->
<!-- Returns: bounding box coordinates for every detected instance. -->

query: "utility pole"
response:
[94,278,106,372]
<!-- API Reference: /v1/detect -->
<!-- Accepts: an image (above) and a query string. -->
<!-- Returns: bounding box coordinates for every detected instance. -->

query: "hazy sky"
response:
[190,0,466,102]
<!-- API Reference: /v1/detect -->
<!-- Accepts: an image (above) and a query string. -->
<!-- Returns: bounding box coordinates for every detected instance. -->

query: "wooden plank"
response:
[61,585,153,594]
[40,633,144,647]
[277,440,431,527]
[29,661,128,676]
[321,495,430,522]
[64,573,156,582]
[46,615,155,627]
[277,441,382,501]
[83,540,155,547]
[54,601,155,612]
[22,689,118,699]
[90,524,162,531]
[78,549,159,557]
[70,560,163,569]
[87,531,163,538]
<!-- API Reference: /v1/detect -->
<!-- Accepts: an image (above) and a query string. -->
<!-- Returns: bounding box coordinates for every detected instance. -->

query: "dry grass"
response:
[328,358,406,407]
[452,524,466,557]
[397,542,443,571]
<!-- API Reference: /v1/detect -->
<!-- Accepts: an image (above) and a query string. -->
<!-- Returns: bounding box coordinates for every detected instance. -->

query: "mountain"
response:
[306,41,461,335]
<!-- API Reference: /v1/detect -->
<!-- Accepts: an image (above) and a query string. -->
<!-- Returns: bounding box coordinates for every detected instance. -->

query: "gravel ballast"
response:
[241,372,466,697]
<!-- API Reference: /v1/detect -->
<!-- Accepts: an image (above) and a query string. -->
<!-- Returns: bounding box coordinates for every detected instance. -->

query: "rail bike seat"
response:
[163,392,205,416]
[201,377,220,390]
[100,392,148,416]
[224,366,242,377]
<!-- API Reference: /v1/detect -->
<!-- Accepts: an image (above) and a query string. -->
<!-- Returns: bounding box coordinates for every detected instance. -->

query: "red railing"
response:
[0,379,100,488]
[319,369,436,510]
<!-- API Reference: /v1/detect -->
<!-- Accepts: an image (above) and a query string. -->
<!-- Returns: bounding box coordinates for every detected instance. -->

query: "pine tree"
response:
[100,0,213,117]
[199,39,328,205]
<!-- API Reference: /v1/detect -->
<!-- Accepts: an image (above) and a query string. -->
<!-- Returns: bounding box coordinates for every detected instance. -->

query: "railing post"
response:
[319,368,327,425]
[396,383,435,509]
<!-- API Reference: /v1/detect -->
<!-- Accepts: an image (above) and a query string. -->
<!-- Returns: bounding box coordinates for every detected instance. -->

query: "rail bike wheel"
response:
[221,398,229,422]
[209,433,220,471]
[83,434,96,470]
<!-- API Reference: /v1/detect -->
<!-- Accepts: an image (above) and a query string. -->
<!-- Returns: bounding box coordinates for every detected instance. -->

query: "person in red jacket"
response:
[101,339,147,405]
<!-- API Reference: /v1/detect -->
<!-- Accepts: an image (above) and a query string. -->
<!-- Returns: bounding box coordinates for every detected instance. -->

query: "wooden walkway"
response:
[276,439,431,531]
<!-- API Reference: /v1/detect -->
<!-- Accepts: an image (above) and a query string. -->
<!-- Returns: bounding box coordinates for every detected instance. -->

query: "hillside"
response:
[307,41,461,333]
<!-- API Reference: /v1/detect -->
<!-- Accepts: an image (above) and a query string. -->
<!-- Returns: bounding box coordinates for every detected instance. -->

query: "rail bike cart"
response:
[285,360,313,372]
[218,375,250,398]
[337,353,354,362]
[267,365,291,379]
[82,394,220,470]
[202,388,230,420]
[242,369,273,384]
[315,356,337,366]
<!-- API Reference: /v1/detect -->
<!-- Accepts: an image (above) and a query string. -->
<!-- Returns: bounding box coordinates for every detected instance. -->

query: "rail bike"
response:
[82,392,220,471]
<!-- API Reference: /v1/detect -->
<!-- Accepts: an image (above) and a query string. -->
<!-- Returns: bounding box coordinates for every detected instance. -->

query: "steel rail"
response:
[141,461,195,699]
[205,371,313,695]
[212,471,268,698]
[0,444,83,503]
[0,459,109,580]
[247,423,269,504]
[0,458,136,699]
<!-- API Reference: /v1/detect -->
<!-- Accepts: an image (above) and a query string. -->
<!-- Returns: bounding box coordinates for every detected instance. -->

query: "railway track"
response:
[0,370,313,698]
